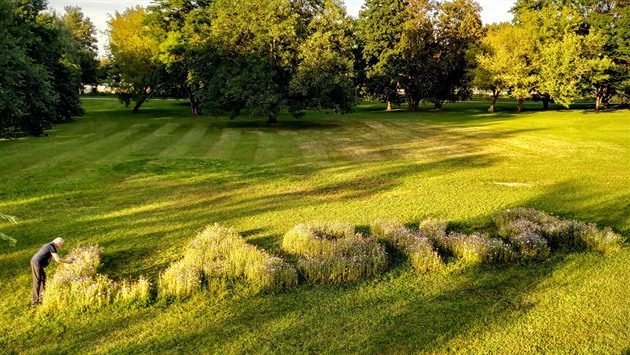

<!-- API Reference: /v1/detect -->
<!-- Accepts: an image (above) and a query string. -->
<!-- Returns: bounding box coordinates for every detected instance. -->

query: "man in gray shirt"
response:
[30,237,74,306]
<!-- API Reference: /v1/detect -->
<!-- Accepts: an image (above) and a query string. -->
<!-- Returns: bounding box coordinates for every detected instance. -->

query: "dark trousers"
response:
[31,262,46,306]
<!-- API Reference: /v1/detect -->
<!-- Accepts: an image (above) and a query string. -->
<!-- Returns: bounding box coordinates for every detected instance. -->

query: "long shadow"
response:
[102,258,564,353]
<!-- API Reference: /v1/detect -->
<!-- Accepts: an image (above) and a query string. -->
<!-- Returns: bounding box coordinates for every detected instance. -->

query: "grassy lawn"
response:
[1,97,629,353]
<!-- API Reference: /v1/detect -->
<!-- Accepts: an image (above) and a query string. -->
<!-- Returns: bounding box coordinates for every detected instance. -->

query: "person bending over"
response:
[30,237,74,306]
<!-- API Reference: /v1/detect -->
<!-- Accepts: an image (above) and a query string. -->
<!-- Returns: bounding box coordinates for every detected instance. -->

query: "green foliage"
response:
[288,0,357,115]
[512,1,618,109]
[107,6,161,113]
[0,0,83,137]
[359,0,482,110]
[0,212,17,247]
[192,0,357,122]
[60,6,99,90]
[473,23,538,112]
[431,0,483,108]
[358,0,408,106]
[146,0,214,115]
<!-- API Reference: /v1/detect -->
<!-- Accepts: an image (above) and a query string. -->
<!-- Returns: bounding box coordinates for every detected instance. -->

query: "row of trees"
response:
[107,0,630,119]
[107,0,357,123]
[475,0,630,112]
[2,0,629,136]
[0,0,101,137]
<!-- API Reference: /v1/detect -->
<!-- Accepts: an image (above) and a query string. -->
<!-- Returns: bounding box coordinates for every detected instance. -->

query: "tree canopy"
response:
[0,0,83,137]
[4,0,630,138]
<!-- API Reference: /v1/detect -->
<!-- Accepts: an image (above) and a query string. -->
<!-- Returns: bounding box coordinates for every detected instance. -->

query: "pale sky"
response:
[47,0,516,57]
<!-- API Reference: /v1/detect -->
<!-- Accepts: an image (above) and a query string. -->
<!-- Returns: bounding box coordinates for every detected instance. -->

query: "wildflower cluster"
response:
[371,220,442,271]
[159,224,297,300]
[494,208,622,253]
[41,245,151,312]
[283,222,387,283]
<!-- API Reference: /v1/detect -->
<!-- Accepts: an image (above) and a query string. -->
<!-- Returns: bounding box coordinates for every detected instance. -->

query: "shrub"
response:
[245,256,298,289]
[115,277,151,308]
[41,245,116,313]
[440,232,516,264]
[296,235,388,283]
[418,219,448,241]
[284,222,387,283]
[494,208,622,253]
[159,224,298,300]
[158,260,203,300]
[570,222,622,254]
[371,220,441,271]
[370,220,407,247]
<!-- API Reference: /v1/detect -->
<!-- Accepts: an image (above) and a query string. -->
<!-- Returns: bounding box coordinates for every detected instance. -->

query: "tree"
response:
[515,3,614,110]
[197,0,356,123]
[397,0,438,110]
[431,0,483,109]
[0,0,83,137]
[107,6,161,113]
[146,0,214,115]
[288,0,356,116]
[359,0,482,110]
[473,23,537,112]
[358,0,408,110]
[577,0,630,109]
[60,6,99,92]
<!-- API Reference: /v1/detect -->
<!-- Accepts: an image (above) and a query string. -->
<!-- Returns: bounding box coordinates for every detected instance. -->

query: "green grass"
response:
[1,97,629,353]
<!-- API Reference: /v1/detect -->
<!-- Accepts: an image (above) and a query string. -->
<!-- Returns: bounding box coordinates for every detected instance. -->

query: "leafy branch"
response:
[1,213,18,247]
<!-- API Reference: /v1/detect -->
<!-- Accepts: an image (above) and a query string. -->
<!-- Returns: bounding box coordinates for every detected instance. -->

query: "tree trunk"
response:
[596,95,602,112]
[434,99,443,110]
[603,86,611,111]
[190,97,202,116]
[132,96,146,113]
[488,90,500,113]
[386,101,392,111]
[408,97,418,111]
[542,97,550,110]
[267,114,278,124]
[516,98,525,112]
[191,104,202,116]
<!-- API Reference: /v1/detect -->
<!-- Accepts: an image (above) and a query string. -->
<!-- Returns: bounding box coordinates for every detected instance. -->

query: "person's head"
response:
[52,237,64,249]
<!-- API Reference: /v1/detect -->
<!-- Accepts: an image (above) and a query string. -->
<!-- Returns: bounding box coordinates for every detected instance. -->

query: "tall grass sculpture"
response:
[370,220,442,271]
[494,208,623,253]
[41,245,151,313]
[159,224,297,301]
[283,222,388,283]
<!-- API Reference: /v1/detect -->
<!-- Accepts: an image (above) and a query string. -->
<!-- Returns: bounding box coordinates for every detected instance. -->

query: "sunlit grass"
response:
[0,98,628,353]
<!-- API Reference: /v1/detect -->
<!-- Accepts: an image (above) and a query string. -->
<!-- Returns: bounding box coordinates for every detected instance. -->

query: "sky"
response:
[47,0,516,57]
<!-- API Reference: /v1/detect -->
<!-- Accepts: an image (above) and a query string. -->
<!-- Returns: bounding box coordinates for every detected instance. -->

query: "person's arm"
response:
[51,253,74,264]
